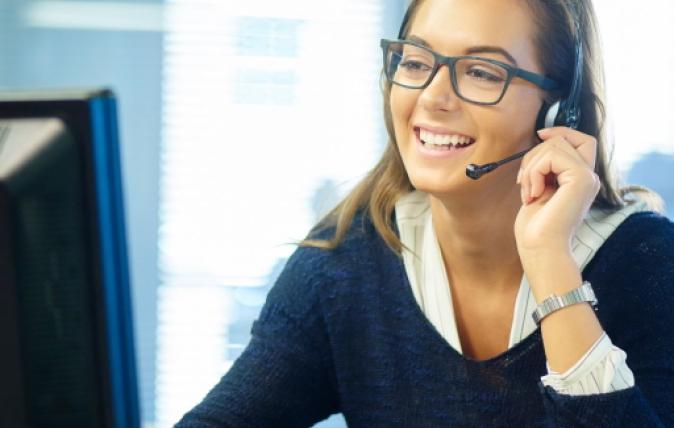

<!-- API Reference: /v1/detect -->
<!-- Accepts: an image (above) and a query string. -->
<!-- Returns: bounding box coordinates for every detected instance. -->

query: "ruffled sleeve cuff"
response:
[541,331,635,395]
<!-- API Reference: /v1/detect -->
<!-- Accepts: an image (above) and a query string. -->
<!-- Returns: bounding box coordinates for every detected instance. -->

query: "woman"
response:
[177,0,674,426]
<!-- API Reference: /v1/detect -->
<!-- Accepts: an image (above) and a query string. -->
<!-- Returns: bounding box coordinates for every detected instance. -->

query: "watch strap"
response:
[532,281,597,325]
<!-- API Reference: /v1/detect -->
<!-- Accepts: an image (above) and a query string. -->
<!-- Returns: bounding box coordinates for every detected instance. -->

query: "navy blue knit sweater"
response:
[176,210,674,427]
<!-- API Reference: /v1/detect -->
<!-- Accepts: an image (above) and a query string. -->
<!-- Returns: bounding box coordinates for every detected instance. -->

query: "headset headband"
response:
[556,1,583,129]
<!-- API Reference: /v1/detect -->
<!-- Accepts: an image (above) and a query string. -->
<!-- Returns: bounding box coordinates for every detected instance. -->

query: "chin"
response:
[407,170,471,197]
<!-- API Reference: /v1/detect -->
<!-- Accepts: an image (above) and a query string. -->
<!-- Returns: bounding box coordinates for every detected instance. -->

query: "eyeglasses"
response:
[380,39,560,105]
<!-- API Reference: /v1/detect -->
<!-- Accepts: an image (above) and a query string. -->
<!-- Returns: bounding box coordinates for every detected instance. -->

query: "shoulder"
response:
[587,211,674,323]
[304,207,395,269]
[268,209,394,313]
[587,210,674,281]
[596,210,674,263]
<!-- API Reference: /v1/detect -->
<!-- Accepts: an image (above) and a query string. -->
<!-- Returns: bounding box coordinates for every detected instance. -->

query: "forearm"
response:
[524,251,604,373]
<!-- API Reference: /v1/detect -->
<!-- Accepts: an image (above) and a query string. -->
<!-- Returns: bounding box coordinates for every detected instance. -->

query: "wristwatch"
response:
[532,281,597,325]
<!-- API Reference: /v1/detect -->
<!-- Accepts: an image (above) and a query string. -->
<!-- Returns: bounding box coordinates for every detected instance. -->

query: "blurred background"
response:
[0,1,672,427]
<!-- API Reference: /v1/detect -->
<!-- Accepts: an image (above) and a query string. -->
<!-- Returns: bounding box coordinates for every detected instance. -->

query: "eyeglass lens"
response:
[386,42,509,104]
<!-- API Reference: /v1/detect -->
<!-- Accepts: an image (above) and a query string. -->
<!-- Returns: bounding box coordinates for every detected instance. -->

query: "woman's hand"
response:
[514,127,601,265]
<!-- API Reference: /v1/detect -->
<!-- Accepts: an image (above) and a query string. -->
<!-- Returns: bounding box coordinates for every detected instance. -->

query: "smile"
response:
[417,128,476,149]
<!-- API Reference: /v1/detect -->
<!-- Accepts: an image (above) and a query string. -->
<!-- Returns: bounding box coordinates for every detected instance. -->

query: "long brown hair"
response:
[300,0,661,255]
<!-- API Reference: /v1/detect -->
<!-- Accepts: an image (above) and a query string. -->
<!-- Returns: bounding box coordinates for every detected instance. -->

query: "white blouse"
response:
[394,190,649,395]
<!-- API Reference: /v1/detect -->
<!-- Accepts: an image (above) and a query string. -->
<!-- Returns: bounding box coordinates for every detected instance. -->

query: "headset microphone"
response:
[466,147,535,180]
[466,5,583,181]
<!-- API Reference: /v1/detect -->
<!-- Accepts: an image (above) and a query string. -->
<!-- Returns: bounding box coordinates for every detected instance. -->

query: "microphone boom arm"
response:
[465,146,534,180]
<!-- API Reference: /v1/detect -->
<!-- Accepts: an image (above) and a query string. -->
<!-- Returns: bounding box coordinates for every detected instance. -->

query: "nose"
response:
[418,64,461,112]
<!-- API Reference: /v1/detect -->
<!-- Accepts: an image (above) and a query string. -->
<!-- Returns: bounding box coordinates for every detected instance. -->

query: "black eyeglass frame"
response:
[380,38,561,105]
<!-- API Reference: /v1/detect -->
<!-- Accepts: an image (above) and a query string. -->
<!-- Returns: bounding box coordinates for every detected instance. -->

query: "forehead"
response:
[408,0,540,71]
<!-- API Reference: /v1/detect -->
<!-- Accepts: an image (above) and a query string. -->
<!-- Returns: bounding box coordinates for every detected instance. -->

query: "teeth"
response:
[420,129,473,147]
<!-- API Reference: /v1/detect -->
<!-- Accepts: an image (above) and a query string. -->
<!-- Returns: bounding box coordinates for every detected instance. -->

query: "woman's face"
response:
[391,0,546,197]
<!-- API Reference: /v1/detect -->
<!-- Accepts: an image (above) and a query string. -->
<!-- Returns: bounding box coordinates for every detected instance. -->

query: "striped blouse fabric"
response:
[394,190,648,395]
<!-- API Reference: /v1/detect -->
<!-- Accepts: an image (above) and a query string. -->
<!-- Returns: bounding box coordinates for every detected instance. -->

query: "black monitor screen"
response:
[0,90,139,428]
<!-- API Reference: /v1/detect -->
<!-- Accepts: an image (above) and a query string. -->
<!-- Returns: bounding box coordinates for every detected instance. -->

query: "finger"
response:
[542,135,587,164]
[519,145,541,204]
[522,144,589,203]
[518,138,575,202]
[524,145,587,202]
[536,126,592,147]
[537,127,598,168]
[519,145,541,203]
[520,134,582,174]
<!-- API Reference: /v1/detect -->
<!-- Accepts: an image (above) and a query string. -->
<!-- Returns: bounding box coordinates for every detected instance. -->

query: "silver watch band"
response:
[532,281,597,325]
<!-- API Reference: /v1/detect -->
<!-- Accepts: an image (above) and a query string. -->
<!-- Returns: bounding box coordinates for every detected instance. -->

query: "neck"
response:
[429,175,523,292]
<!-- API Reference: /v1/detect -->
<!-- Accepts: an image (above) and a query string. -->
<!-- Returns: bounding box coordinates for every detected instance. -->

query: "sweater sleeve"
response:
[174,247,339,428]
[538,213,674,427]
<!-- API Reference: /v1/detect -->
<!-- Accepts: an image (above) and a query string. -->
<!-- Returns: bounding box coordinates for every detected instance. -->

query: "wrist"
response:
[520,246,575,277]
[516,231,573,254]
[523,255,582,303]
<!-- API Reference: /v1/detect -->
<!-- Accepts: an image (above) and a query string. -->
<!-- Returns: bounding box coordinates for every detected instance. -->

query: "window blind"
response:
[156,1,383,426]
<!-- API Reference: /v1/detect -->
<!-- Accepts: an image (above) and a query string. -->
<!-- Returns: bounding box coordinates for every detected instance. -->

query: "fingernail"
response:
[516,168,522,184]
[537,128,549,135]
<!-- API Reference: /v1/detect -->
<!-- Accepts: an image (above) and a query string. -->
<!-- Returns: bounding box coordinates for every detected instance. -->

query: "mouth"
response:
[415,127,476,150]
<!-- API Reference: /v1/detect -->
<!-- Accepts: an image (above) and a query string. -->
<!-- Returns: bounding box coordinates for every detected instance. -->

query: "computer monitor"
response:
[0,89,140,428]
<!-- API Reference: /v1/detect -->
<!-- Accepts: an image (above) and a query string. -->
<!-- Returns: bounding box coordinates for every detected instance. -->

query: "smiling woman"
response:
[175,1,674,426]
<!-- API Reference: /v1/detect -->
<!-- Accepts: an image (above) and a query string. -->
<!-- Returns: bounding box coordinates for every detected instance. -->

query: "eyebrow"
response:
[407,35,519,66]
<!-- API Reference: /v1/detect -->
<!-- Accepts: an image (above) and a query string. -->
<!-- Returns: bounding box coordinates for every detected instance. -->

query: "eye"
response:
[466,67,504,82]
[400,60,432,72]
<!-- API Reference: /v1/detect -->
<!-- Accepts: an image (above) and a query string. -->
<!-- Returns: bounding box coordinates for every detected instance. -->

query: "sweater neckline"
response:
[388,191,652,366]
[389,240,543,366]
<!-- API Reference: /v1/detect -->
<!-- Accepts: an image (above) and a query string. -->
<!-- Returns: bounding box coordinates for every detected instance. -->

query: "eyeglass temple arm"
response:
[515,69,560,91]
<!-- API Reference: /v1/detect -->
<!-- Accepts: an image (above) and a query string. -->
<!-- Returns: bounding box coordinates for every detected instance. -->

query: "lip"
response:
[414,127,477,160]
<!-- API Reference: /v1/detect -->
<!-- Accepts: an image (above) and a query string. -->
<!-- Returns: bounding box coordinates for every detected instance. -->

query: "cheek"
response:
[481,91,543,148]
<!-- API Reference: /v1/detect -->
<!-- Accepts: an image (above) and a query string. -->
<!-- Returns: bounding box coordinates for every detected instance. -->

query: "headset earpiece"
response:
[535,100,561,134]
[545,100,561,129]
